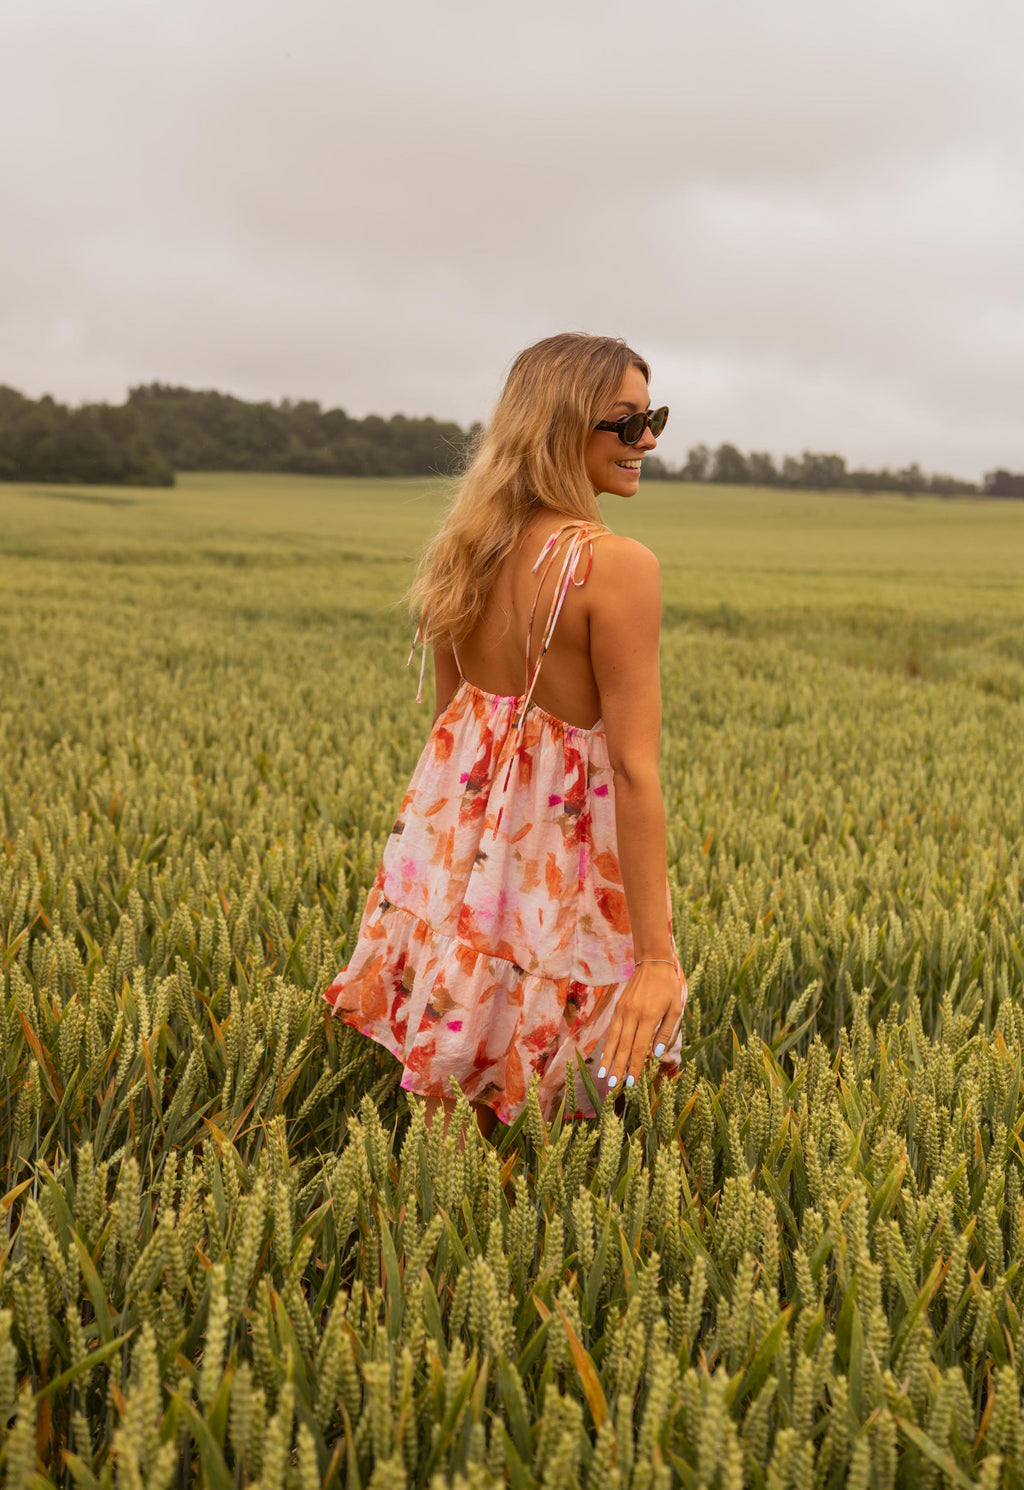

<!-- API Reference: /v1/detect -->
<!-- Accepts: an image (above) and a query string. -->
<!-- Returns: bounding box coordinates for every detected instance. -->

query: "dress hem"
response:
[323,1003,670,1126]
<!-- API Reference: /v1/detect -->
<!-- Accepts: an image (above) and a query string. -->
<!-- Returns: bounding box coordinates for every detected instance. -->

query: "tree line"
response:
[1,381,1022,496]
[0,383,474,487]
[642,442,1004,497]
[0,385,175,486]
[126,384,474,478]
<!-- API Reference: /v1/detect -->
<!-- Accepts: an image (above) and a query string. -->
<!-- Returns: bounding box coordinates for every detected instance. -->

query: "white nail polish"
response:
[597,1066,606,1079]
[608,1075,617,1088]
[626,1075,634,1088]
[654,1043,665,1058]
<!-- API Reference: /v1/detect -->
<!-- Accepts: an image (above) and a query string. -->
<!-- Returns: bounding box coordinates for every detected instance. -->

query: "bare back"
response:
[454,512,610,730]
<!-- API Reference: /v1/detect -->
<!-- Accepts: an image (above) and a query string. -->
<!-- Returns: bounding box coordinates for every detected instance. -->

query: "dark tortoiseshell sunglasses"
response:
[593,405,669,446]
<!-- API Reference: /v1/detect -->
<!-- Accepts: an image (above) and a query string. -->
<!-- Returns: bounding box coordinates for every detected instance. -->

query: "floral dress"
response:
[323,521,684,1122]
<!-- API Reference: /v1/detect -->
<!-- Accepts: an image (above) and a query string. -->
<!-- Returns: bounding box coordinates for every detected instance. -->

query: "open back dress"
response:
[323,520,684,1122]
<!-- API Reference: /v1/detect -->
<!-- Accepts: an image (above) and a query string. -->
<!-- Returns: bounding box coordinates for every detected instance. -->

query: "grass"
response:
[1,472,1023,1488]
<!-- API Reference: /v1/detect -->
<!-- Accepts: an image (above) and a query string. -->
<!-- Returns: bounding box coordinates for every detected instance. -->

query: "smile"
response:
[615,460,642,470]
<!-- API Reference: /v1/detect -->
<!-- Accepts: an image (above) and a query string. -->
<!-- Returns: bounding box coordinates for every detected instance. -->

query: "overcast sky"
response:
[2,0,1022,478]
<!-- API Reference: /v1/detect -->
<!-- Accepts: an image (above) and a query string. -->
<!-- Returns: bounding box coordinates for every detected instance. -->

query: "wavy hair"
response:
[407,332,650,647]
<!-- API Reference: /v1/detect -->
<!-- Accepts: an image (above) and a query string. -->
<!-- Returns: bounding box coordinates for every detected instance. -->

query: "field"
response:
[1,471,1024,1489]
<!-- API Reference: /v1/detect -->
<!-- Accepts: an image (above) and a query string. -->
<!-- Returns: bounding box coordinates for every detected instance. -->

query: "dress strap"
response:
[407,620,465,702]
[521,522,594,715]
[491,521,594,837]
[407,522,593,708]
[406,615,430,703]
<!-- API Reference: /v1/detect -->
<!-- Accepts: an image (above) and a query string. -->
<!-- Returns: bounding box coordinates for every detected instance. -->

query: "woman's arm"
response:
[432,642,461,726]
[588,538,683,1088]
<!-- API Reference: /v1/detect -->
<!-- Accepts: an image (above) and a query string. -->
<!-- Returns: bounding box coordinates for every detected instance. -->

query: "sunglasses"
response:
[593,405,669,446]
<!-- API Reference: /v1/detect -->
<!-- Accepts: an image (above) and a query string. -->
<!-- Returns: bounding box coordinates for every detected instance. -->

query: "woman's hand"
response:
[597,962,685,1090]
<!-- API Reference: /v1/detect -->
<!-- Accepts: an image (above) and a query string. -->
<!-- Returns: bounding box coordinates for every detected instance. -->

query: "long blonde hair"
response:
[408,332,650,647]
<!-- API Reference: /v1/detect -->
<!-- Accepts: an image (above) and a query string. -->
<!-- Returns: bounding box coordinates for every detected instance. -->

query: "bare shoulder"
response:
[591,531,660,573]
[588,532,661,601]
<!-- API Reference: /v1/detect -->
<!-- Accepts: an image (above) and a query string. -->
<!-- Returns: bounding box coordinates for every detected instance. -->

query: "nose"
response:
[637,424,658,452]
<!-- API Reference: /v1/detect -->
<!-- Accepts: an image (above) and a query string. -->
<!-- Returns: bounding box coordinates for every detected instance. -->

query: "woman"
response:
[324,332,687,1136]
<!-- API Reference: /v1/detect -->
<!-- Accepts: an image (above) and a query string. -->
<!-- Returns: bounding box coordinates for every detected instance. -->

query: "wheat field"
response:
[2,473,1024,1488]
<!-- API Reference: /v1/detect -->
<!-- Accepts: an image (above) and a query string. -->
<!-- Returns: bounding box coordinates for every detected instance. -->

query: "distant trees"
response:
[126,385,471,478]
[0,384,474,485]
[0,386,173,485]
[795,453,847,490]
[1,380,1017,497]
[984,469,1024,497]
[680,443,711,482]
[675,441,982,495]
[746,452,778,486]
[711,443,749,484]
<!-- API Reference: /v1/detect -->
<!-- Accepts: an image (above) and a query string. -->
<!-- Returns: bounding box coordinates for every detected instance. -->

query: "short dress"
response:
[323,520,685,1122]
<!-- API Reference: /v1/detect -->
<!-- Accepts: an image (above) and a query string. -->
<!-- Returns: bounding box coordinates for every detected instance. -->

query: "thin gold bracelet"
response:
[634,958,676,967]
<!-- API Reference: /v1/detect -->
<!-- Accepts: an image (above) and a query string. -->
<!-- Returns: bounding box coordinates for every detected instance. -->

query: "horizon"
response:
[0,376,1010,486]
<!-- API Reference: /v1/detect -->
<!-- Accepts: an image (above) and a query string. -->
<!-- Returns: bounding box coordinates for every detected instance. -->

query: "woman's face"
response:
[584,364,659,498]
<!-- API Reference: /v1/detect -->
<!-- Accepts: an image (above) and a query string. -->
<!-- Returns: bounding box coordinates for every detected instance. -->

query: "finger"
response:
[661,1013,685,1060]
[605,1019,634,1087]
[651,1006,679,1061]
[597,1013,623,1083]
[622,1016,664,1085]
[605,1014,639,1089]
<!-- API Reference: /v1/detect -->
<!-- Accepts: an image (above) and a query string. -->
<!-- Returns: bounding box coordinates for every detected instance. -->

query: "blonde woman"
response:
[324,333,686,1136]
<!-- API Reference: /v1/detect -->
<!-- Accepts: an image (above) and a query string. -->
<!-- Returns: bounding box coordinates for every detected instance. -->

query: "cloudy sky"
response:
[2,0,1022,478]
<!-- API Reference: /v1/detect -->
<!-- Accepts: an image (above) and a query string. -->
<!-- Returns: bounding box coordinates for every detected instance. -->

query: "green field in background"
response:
[5,469,1024,682]
[8,468,1024,602]
[2,473,1024,1488]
